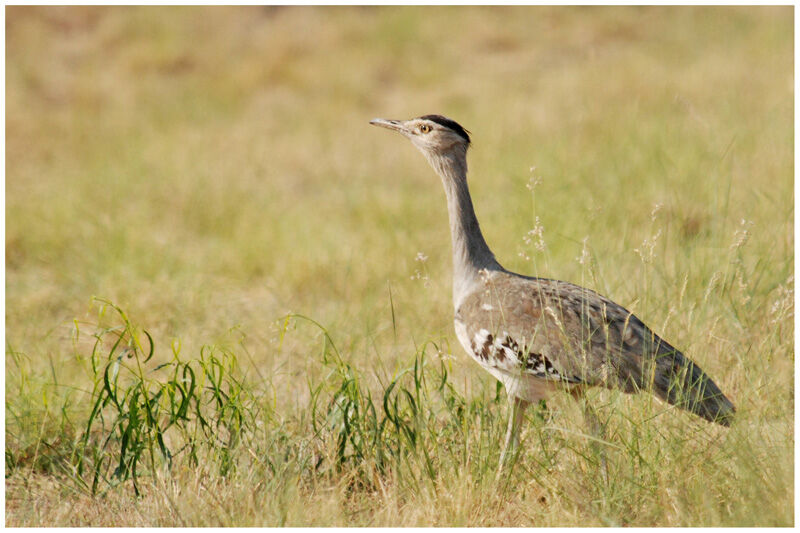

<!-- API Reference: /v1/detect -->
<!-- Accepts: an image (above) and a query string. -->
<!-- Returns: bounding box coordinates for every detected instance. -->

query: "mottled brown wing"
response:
[456,272,680,392]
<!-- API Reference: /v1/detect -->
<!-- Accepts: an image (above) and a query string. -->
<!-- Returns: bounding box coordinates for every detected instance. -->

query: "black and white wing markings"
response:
[469,327,582,384]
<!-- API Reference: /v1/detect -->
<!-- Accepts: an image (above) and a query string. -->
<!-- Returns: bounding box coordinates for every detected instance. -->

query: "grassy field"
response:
[5,6,794,526]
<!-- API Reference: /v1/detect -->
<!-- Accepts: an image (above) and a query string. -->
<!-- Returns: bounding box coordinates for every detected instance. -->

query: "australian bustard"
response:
[370,114,736,467]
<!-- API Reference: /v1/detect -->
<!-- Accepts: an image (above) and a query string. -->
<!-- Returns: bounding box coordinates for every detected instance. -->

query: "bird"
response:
[369,114,736,468]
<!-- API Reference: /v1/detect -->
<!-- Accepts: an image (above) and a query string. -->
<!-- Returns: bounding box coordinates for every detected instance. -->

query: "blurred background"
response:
[5,6,794,525]
[7,5,792,344]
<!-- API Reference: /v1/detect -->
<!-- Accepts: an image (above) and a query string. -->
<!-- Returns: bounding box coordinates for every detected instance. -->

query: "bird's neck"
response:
[427,150,502,307]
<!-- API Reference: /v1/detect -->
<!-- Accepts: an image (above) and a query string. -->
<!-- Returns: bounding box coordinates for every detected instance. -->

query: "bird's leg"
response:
[497,395,530,476]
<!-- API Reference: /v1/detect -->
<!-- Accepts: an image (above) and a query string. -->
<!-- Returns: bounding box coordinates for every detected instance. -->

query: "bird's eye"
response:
[419,124,431,134]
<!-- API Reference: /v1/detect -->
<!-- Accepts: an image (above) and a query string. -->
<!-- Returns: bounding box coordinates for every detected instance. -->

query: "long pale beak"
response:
[369,118,409,135]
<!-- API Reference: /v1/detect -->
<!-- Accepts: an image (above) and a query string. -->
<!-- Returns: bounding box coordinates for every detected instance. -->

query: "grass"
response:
[5,6,794,526]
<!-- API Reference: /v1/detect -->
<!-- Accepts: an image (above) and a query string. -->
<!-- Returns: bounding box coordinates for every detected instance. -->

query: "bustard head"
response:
[370,115,471,159]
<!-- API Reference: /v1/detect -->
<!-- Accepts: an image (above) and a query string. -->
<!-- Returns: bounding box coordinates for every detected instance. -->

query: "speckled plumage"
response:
[454,270,734,425]
[370,114,735,469]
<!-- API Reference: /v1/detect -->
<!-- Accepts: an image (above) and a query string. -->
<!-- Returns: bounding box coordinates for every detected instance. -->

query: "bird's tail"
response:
[648,349,736,426]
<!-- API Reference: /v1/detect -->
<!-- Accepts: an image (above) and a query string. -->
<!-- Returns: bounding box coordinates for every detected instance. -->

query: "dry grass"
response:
[5,6,793,526]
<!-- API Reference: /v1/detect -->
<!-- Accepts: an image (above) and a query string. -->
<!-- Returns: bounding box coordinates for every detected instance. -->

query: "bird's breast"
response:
[453,314,568,402]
